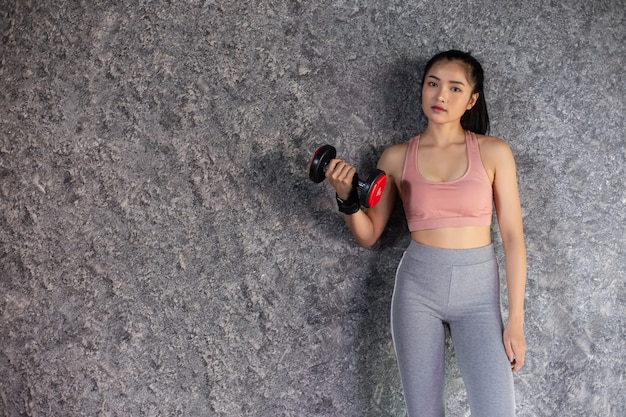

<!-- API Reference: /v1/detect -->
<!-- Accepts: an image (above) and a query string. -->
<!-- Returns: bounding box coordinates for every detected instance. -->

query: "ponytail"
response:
[461,90,489,135]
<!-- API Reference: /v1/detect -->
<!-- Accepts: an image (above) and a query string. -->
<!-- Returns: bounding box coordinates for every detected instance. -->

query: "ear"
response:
[467,93,479,110]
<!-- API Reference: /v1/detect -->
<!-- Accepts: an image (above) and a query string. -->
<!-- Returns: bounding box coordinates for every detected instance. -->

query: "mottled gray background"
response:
[0,0,624,416]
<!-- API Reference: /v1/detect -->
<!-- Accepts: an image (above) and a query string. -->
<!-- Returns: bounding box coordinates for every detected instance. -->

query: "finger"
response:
[510,341,525,372]
[512,342,526,372]
[325,160,355,200]
[326,159,344,176]
[325,158,342,176]
[331,161,355,182]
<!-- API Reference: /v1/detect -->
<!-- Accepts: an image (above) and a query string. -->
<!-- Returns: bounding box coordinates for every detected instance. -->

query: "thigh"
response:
[450,310,516,417]
[391,254,448,417]
[391,305,447,417]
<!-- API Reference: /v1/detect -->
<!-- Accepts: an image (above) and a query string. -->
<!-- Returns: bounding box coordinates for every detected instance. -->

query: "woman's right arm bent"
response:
[325,144,406,248]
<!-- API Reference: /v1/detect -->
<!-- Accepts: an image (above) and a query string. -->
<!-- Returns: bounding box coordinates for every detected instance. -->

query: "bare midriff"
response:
[410,226,492,249]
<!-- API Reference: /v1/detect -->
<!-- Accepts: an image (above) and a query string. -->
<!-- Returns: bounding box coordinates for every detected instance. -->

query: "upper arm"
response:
[490,139,524,242]
[360,144,405,244]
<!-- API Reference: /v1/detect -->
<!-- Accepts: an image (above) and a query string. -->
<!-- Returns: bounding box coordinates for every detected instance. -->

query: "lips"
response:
[431,105,446,113]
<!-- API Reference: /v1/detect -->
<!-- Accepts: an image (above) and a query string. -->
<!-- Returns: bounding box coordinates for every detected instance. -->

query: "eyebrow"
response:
[427,75,466,86]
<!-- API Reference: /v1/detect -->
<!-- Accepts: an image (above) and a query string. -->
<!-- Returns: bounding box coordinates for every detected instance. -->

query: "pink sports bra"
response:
[401,131,493,231]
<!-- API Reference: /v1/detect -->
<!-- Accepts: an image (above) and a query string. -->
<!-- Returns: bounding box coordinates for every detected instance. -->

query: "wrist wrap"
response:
[336,185,360,215]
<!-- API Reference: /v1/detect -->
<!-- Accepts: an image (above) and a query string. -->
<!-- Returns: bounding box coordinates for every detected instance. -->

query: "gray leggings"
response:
[391,241,515,417]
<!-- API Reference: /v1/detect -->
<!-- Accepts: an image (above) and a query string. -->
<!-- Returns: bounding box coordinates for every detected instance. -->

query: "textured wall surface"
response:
[1,1,624,416]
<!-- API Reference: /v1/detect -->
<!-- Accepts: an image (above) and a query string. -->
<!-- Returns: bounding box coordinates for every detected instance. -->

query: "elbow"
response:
[355,236,378,248]
[501,230,526,255]
[347,210,384,248]
[501,228,525,247]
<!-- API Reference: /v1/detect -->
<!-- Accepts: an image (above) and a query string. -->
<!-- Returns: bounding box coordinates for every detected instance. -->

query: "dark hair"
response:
[421,50,490,135]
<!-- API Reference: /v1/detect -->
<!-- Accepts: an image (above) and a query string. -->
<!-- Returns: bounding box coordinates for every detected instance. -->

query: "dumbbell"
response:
[309,144,387,208]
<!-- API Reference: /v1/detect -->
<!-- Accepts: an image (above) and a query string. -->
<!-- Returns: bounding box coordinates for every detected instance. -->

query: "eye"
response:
[451,87,462,92]
[428,81,438,87]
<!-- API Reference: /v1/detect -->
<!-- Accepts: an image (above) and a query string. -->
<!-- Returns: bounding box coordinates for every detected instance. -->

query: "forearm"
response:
[503,237,527,323]
[343,209,378,248]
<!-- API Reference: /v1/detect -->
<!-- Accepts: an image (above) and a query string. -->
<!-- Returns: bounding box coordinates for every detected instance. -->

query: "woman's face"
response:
[421,60,479,124]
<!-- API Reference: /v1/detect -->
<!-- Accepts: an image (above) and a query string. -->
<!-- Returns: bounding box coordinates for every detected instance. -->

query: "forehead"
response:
[425,60,472,84]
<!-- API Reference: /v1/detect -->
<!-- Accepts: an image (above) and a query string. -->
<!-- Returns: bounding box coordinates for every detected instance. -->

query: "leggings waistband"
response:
[404,240,495,266]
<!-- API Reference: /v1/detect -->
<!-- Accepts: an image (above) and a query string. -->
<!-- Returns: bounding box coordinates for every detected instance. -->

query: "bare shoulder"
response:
[477,134,515,162]
[381,141,409,161]
[477,134,510,151]
[378,141,409,178]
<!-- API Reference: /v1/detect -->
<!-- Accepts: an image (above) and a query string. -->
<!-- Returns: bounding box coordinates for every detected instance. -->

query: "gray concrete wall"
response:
[0,1,624,416]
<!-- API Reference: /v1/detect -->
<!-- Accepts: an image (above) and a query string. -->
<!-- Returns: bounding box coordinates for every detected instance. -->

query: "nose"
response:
[437,88,447,102]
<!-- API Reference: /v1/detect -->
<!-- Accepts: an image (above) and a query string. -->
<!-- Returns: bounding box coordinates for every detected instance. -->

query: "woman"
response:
[325,50,526,416]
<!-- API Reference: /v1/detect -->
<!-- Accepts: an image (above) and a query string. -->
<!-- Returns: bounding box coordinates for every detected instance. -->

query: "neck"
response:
[422,123,466,145]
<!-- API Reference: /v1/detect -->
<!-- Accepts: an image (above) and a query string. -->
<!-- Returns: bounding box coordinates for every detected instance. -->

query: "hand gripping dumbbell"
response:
[309,144,387,208]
